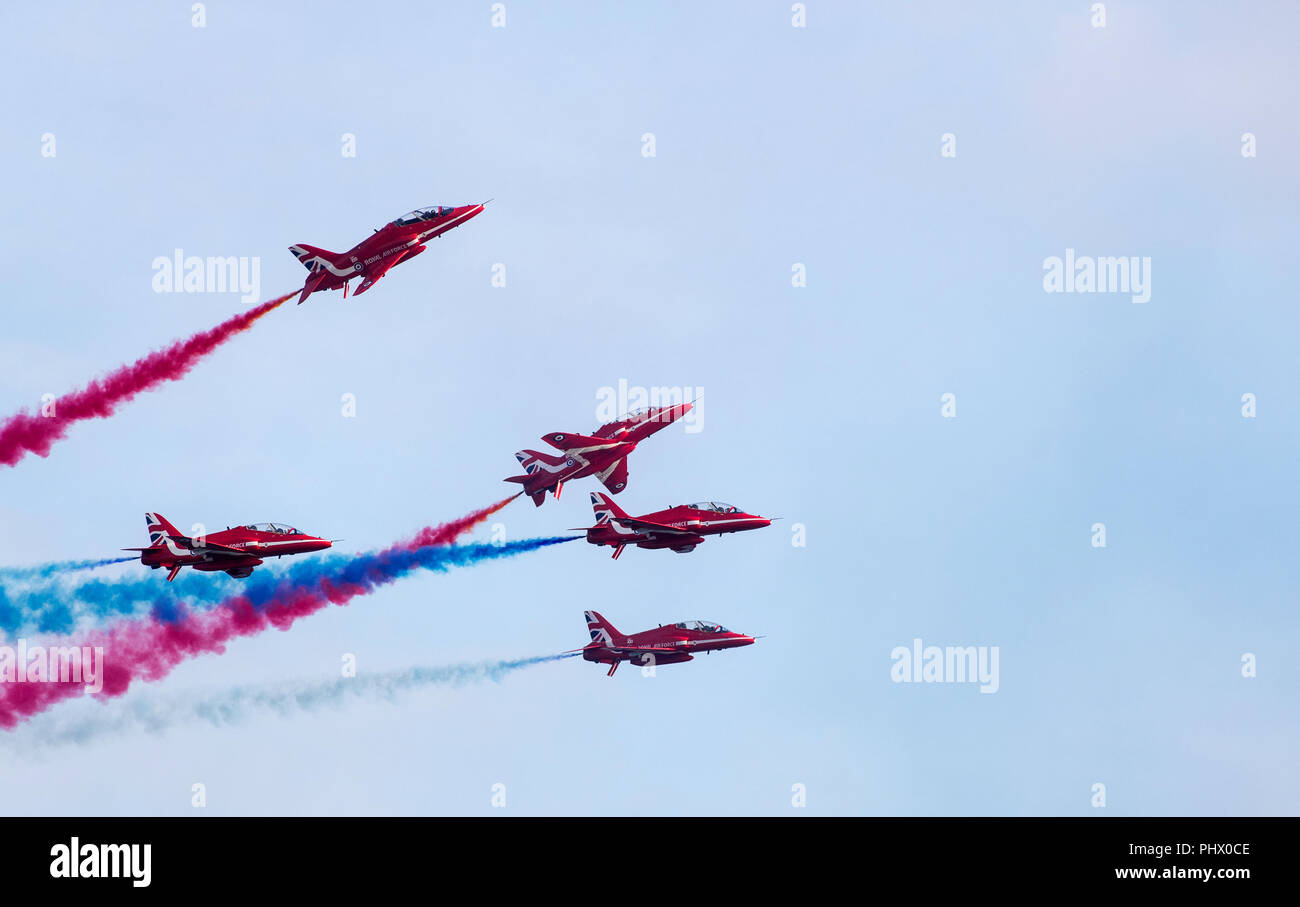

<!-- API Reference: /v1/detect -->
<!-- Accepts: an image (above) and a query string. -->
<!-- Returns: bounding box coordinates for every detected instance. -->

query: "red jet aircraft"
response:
[578,610,757,676]
[123,513,333,582]
[576,492,772,559]
[290,203,485,304]
[505,402,693,507]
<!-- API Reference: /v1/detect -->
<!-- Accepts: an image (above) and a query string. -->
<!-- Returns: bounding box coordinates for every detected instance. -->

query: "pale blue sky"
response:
[0,1,1296,815]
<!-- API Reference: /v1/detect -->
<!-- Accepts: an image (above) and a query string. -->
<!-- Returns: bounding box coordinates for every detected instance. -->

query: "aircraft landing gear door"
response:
[343,280,349,298]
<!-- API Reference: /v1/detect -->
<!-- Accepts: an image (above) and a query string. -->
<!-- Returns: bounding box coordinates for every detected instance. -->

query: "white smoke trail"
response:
[9,653,578,748]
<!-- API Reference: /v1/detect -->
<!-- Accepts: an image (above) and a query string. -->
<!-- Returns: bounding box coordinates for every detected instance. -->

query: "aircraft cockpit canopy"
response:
[621,404,677,420]
[688,502,739,514]
[390,206,456,226]
[245,523,302,535]
[674,620,729,633]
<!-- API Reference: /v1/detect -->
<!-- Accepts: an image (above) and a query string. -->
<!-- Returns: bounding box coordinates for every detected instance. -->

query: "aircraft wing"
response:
[167,536,250,556]
[353,251,408,296]
[542,432,619,452]
[611,515,696,535]
[604,646,696,664]
[596,458,628,494]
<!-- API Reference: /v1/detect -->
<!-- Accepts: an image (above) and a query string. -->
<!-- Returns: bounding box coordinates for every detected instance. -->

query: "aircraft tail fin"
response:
[289,244,352,304]
[589,492,629,525]
[584,610,623,647]
[144,512,181,548]
[509,449,569,479]
[288,244,348,272]
[505,450,570,506]
[515,449,567,469]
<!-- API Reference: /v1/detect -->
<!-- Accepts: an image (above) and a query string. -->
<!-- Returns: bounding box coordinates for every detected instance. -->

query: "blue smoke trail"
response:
[13,653,580,747]
[0,556,136,581]
[0,555,150,635]
[0,537,579,637]
[0,558,244,636]
[0,536,579,729]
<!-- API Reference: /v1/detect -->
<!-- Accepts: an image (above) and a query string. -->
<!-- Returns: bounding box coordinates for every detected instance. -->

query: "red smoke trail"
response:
[0,496,522,729]
[397,493,520,549]
[0,291,295,467]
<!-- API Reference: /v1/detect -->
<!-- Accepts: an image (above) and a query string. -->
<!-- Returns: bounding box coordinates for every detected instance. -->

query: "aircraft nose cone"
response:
[651,401,691,427]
